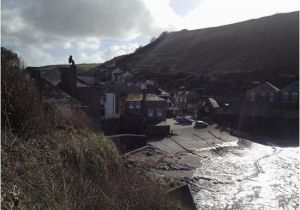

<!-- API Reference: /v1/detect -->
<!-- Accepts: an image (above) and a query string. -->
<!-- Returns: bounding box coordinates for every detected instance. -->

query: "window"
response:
[282,92,289,102]
[129,101,134,109]
[148,108,153,117]
[269,93,275,102]
[135,102,141,109]
[157,108,162,116]
[292,92,298,102]
[250,92,256,102]
[260,91,265,97]
[102,94,106,103]
[100,104,105,116]
[205,107,209,112]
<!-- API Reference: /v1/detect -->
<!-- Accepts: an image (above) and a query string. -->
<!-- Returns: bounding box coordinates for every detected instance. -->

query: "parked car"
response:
[176,116,193,125]
[194,120,208,128]
[182,117,193,125]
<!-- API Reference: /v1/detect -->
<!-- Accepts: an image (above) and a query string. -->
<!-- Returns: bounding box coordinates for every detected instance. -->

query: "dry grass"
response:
[2,47,46,137]
[45,103,101,132]
[1,130,177,210]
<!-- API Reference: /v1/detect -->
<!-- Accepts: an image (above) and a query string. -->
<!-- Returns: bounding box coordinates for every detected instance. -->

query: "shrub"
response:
[45,103,100,132]
[1,130,175,210]
[1,47,45,136]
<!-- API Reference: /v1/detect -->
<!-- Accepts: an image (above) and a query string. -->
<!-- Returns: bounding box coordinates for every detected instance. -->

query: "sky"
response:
[1,0,299,66]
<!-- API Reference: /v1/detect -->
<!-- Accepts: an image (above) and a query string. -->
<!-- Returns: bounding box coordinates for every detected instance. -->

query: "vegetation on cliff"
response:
[1,47,182,209]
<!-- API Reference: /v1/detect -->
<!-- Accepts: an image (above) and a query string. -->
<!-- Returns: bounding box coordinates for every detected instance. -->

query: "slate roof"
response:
[77,80,90,88]
[125,93,165,102]
[279,81,299,93]
[247,81,279,93]
[207,98,220,108]
[77,76,95,86]
[41,79,82,106]
[159,88,170,96]
[214,96,242,115]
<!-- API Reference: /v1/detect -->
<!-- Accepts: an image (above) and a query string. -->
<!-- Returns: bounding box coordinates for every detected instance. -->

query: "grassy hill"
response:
[100,12,299,91]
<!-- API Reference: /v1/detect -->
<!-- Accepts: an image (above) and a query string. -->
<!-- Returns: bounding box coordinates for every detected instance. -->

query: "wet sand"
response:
[127,120,299,209]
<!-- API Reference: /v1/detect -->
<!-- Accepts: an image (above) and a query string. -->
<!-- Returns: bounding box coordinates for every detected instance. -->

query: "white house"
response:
[101,91,117,119]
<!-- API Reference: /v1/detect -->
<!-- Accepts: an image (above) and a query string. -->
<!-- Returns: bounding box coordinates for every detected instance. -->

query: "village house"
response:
[278,81,298,105]
[158,88,177,116]
[121,93,167,123]
[196,97,222,119]
[95,65,133,83]
[117,70,133,82]
[174,88,200,114]
[244,81,279,104]
[59,66,117,120]
[136,80,159,93]
[210,81,298,135]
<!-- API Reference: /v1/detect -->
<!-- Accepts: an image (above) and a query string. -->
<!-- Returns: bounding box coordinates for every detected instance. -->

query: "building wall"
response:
[145,101,167,121]
[123,100,167,122]
[104,92,116,118]
[245,89,278,103]
[60,66,77,95]
[76,87,102,119]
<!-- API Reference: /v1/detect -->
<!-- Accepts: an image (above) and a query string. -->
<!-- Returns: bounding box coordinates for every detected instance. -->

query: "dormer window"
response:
[157,108,162,117]
[148,108,153,117]
[269,93,275,102]
[291,92,298,102]
[250,92,256,102]
[129,101,134,109]
[135,102,141,109]
[282,92,289,102]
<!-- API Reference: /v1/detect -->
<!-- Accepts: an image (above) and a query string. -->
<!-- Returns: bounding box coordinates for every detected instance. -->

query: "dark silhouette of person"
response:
[68,55,75,66]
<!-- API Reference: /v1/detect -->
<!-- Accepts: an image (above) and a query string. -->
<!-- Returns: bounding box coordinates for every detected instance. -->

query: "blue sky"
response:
[1,0,298,66]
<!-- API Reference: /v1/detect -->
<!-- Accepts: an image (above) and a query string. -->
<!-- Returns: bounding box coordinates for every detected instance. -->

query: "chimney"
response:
[60,65,77,95]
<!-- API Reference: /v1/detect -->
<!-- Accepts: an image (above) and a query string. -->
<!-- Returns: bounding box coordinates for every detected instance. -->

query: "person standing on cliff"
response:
[68,55,75,66]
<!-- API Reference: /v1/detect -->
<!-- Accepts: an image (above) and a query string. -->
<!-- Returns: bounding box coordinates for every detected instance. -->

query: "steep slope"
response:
[111,12,299,88]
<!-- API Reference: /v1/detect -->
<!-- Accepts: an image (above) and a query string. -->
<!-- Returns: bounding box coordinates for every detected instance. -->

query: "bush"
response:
[1,130,175,209]
[44,103,100,132]
[1,47,45,136]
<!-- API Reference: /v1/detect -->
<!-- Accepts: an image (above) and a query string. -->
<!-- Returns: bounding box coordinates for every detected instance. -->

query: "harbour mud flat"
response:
[126,123,299,210]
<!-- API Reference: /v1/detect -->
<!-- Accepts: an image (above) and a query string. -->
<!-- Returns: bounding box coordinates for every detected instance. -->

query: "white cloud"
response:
[142,0,183,33]
[1,9,26,33]
[78,51,104,63]
[78,43,139,64]
[106,43,139,58]
[76,38,101,51]
[20,47,55,66]
[20,0,155,38]
[142,0,298,32]
[175,0,299,30]
[2,0,298,66]
[63,41,73,49]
